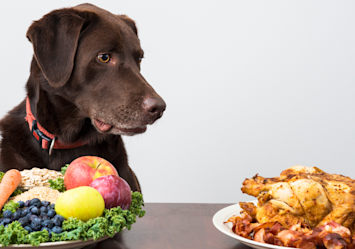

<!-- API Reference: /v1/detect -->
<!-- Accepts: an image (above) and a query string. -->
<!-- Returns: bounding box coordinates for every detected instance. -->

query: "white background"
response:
[0,1,355,203]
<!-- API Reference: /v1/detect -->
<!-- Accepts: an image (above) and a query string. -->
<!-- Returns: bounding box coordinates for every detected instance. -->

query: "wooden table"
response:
[84,203,248,249]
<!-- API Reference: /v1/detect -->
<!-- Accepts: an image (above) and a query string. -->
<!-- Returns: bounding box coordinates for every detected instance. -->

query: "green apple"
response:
[55,186,105,222]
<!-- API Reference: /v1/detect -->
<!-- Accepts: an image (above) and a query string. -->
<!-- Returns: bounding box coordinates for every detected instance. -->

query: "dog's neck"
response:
[26,58,106,145]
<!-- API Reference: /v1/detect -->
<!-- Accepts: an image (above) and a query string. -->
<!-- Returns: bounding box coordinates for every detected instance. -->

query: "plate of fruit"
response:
[0,156,145,248]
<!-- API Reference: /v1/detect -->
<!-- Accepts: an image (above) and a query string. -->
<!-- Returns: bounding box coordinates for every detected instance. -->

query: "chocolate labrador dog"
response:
[0,3,166,192]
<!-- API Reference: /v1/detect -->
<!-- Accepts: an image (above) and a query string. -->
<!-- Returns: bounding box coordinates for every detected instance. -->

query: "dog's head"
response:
[26,3,166,136]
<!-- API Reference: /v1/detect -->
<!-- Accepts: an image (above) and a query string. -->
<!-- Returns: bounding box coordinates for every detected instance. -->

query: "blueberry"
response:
[4,224,9,228]
[18,217,29,227]
[24,226,33,233]
[32,202,42,208]
[48,204,55,210]
[3,210,12,219]
[54,215,65,223]
[21,207,30,217]
[27,214,38,222]
[30,198,41,207]
[35,217,43,223]
[25,213,32,220]
[11,211,22,221]
[51,226,63,234]
[2,218,11,225]
[24,200,31,207]
[51,216,63,227]
[39,206,47,214]
[30,206,40,215]
[41,201,50,207]
[47,209,56,218]
[17,201,25,208]
[30,198,41,204]
[42,220,54,229]
[25,213,31,220]
[30,218,42,231]
[40,214,50,221]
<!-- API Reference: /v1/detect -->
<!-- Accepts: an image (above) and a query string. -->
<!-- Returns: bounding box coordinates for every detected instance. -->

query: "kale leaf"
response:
[61,164,69,175]
[48,178,65,192]
[2,201,20,213]
[0,221,28,246]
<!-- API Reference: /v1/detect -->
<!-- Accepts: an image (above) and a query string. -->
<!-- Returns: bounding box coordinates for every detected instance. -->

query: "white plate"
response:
[0,234,113,249]
[212,202,290,249]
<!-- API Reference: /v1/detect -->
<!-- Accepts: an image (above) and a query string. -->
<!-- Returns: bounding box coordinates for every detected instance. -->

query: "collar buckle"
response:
[31,120,53,152]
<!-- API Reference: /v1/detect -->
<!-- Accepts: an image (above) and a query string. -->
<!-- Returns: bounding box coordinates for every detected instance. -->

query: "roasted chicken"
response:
[240,165,355,234]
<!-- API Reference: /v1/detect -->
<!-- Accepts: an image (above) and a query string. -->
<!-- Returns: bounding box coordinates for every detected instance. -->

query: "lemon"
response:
[55,186,105,222]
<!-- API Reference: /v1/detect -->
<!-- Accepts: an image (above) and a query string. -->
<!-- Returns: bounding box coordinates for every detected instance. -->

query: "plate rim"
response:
[0,233,113,248]
[212,201,291,249]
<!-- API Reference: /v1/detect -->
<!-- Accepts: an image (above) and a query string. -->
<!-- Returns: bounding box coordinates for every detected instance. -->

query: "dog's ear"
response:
[119,15,138,35]
[26,9,90,87]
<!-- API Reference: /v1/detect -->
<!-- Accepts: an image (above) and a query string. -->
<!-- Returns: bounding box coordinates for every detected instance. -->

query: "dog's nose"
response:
[142,97,166,123]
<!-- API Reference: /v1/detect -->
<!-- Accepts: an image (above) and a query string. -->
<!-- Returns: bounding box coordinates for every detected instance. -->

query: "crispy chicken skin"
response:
[241,175,280,197]
[288,176,331,227]
[279,165,324,180]
[241,166,355,234]
[255,202,308,228]
[309,173,355,230]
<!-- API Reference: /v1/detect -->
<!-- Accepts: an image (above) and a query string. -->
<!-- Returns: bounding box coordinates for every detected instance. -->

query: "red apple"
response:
[89,175,132,210]
[64,156,119,190]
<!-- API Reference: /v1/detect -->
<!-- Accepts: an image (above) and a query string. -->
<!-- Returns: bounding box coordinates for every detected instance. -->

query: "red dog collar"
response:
[25,97,87,154]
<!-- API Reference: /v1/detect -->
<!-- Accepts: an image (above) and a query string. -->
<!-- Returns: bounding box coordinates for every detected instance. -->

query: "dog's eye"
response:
[138,57,143,65]
[98,54,110,63]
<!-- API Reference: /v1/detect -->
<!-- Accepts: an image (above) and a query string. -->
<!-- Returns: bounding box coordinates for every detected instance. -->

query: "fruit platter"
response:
[0,156,145,248]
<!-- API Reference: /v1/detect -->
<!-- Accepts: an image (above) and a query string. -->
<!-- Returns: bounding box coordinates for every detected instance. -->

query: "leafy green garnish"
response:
[50,229,83,242]
[0,219,49,246]
[61,164,69,175]
[51,218,88,242]
[48,178,65,192]
[48,164,69,192]
[25,230,49,246]
[86,217,108,240]
[2,200,19,213]
[48,165,68,192]
[130,191,146,218]
[0,172,4,182]
[10,189,22,197]
[0,221,28,246]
